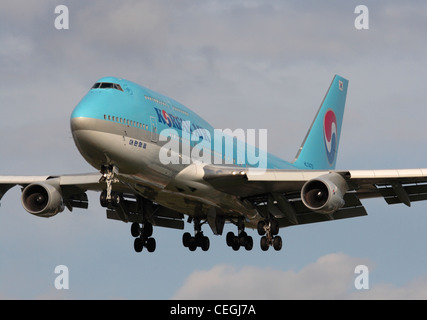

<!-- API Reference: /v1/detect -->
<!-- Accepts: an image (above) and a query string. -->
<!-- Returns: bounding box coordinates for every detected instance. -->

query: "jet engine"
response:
[21,182,65,218]
[301,173,348,214]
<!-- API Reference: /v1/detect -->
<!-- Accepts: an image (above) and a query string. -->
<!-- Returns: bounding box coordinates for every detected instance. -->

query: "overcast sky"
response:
[0,0,426,300]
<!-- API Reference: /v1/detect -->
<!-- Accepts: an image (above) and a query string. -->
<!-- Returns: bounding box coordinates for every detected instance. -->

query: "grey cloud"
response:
[172,253,427,300]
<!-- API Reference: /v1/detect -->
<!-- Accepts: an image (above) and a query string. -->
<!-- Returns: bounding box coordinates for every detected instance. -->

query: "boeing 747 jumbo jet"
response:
[1,75,427,253]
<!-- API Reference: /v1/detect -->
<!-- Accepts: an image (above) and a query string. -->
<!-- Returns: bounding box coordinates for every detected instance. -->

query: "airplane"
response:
[1,74,427,253]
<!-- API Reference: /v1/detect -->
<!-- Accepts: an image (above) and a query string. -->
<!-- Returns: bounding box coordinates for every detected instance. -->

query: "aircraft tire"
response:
[244,236,253,251]
[201,236,210,251]
[188,238,197,251]
[260,236,269,251]
[100,190,108,208]
[231,237,240,251]
[110,192,121,207]
[182,232,191,247]
[271,220,279,236]
[142,223,153,238]
[131,222,140,237]
[146,238,156,252]
[226,232,235,247]
[134,238,144,253]
[273,236,282,251]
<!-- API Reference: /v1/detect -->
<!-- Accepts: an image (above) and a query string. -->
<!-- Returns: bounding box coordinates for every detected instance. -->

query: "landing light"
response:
[231,171,246,176]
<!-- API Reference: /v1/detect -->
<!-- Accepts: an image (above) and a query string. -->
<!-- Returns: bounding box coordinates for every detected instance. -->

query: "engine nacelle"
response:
[21,182,65,218]
[301,173,348,214]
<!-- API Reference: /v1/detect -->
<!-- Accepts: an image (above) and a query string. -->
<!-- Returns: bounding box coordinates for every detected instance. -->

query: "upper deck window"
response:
[91,82,123,92]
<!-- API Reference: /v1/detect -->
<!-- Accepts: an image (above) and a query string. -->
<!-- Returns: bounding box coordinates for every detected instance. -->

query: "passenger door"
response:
[150,116,158,143]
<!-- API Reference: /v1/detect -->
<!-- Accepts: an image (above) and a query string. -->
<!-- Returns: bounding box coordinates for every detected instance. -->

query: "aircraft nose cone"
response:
[70,116,108,170]
[70,115,91,133]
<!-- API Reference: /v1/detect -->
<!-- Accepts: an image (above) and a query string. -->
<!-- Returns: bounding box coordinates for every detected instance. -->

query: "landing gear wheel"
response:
[100,190,121,208]
[257,221,266,235]
[201,236,210,251]
[142,223,153,238]
[134,237,144,253]
[244,236,253,251]
[226,232,235,247]
[182,232,192,247]
[232,239,240,251]
[271,220,279,236]
[260,236,269,251]
[100,190,108,208]
[146,238,156,252]
[273,236,282,251]
[131,222,140,237]
[111,192,121,207]
[188,238,197,251]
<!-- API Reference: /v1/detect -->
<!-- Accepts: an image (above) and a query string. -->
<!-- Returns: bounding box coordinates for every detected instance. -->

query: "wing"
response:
[202,165,427,228]
[0,173,185,229]
[0,173,105,213]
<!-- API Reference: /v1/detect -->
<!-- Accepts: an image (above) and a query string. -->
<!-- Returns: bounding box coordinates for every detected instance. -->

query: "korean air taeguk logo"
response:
[162,109,173,127]
[324,109,337,166]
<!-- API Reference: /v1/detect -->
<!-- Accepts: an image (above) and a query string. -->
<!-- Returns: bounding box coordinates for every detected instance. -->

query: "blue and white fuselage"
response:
[70,75,347,233]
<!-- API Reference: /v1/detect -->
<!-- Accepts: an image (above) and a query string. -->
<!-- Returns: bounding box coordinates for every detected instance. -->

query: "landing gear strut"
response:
[182,217,210,251]
[99,165,119,207]
[257,219,282,251]
[226,218,253,251]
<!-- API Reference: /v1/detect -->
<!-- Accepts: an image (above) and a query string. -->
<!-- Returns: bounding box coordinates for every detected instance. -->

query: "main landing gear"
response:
[182,217,210,251]
[225,218,253,251]
[131,222,156,253]
[257,219,282,251]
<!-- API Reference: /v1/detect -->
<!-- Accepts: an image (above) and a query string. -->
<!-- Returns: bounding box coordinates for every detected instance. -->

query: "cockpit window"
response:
[100,83,114,89]
[91,82,123,92]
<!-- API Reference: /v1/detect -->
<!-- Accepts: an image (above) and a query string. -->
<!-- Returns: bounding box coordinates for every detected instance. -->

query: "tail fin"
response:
[293,75,348,170]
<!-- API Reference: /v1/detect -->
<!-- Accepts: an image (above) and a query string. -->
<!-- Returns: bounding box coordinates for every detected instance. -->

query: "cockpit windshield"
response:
[91,82,123,91]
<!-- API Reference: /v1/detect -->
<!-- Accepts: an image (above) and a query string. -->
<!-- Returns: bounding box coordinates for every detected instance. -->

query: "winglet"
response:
[293,75,348,170]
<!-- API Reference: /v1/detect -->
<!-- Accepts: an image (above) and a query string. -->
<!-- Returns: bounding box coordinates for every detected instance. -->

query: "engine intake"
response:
[21,182,65,218]
[301,173,348,214]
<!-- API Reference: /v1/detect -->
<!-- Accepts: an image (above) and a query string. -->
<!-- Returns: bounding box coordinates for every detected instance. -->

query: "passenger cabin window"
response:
[91,82,123,92]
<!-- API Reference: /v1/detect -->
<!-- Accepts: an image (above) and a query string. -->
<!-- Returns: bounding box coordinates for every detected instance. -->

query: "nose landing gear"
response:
[99,165,119,206]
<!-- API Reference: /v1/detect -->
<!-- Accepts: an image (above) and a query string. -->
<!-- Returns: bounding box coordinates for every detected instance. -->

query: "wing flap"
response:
[255,192,367,227]
[376,183,427,206]
[294,206,367,226]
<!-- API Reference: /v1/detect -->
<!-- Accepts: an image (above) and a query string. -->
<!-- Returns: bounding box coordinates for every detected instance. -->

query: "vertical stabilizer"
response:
[293,75,348,170]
